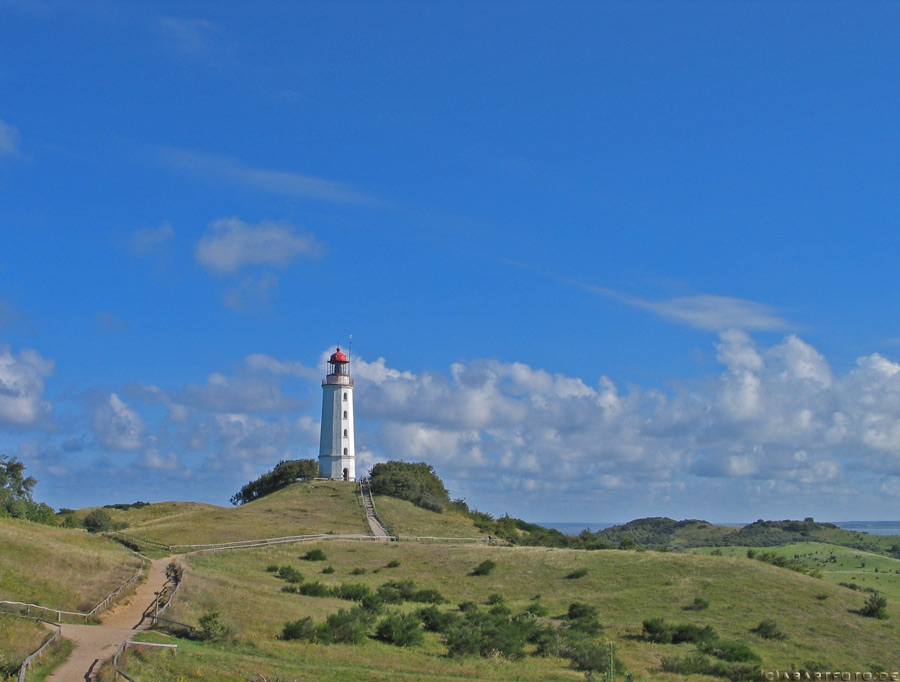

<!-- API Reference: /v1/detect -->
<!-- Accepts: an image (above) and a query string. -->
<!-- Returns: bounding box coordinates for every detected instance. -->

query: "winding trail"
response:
[44,557,170,682]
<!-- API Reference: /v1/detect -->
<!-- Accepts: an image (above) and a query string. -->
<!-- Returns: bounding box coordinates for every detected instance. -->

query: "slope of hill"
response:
[118,538,900,681]
[0,517,143,612]
[108,481,370,547]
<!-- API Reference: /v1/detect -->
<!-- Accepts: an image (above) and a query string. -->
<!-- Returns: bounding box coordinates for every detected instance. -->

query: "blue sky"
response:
[2,1,900,523]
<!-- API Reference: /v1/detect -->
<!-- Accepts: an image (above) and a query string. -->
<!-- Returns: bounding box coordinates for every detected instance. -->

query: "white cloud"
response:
[0,119,21,157]
[0,347,54,426]
[159,148,374,204]
[577,283,791,332]
[196,217,323,274]
[92,393,144,451]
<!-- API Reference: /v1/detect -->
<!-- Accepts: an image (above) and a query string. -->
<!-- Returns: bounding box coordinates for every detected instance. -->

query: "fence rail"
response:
[1,556,146,624]
[11,615,61,682]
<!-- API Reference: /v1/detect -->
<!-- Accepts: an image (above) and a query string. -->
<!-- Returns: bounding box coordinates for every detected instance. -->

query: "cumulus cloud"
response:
[92,393,145,451]
[342,334,900,503]
[0,119,21,157]
[0,346,54,426]
[196,217,323,274]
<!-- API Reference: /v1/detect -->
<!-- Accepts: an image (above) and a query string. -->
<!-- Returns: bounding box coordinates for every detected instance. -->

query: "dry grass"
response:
[0,518,142,612]
[117,482,369,547]
[372,495,482,538]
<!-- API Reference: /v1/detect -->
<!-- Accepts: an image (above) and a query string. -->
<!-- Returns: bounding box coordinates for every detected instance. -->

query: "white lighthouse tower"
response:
[318,347,355,481]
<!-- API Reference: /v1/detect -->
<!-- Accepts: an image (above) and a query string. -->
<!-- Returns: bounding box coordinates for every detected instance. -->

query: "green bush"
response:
[297,581,329,597]
[375,612,424,647]
[322,566,335,574]
[751,619,786,640]
[231,458,318,505]
[417,605,459,633]
[525,601,549,617]
[197,612,229,642]
[302,548,327,562]
[470,559,497,576]
[385,559,401,568]
[860,592,889,619]
[277,565,303,584]
[281,616,316,641]
[331,583,372,601]
[350,567,367,575]
[316,607,374,644]
[410,588,445,604]
[684,597,709,611]
[698,639,761,663]
[265,564,279,573]
[487,593,504,605]
[83,508,113,533]
[444,608,528,659]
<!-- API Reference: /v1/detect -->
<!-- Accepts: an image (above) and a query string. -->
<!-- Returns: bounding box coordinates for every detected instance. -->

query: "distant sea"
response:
[539,521,900,537]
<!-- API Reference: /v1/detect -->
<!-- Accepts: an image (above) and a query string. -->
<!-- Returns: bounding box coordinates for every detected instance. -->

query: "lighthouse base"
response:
[319,455,356,482]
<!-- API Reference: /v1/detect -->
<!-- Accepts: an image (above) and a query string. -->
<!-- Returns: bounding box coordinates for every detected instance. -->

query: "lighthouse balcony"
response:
[323,375,354,386]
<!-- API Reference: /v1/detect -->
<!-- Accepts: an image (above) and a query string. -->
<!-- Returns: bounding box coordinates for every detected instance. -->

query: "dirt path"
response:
[44,557,171,682]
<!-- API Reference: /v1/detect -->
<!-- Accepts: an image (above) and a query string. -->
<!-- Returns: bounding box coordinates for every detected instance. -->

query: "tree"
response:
[231,459,319,505]
[0,456,36,504]
[0,456,56,525]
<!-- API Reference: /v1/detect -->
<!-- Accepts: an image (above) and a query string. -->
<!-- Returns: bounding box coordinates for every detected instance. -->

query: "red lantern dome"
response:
[330,347,348,364]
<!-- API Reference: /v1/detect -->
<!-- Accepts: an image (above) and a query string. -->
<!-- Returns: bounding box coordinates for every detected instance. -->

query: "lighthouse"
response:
[318,347,355,481]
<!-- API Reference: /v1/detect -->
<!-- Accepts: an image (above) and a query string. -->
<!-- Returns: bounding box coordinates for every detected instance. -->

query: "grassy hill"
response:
[0,517,142,612]
[119,538,900,681]
[7,482,900,681]
[93,481,370,548]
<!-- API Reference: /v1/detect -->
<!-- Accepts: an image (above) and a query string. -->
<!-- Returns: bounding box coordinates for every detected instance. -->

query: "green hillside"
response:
[6,480,900,681]
[100,481,370,548]
[0,517,143,612]
[120,538,900,681]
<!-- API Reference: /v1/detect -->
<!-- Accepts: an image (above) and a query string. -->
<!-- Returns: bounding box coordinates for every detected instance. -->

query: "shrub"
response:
[265,564,279,573]
[565,568,588,579]
[751,619,786,640]
[277,566,303,584]
[197,612,229,642]
[281,616,316,641]
[322,566,335,574]
[385,559,401,568]
[350,567,367,575]
[331,583,372,601]
[298,581,330,597]
[302,548,327,562]
[376,612,424,647]
[565,639,622,674]
[470,560,497,576]
[860,592,889,619]
[487,593,504,605]
[642,617,673,643]
[410,588,445,604]
[359,594,384,614]
[698,639,761,663]
[317,607,374,644]
[417,605,459,633]
[444,609,528,659]
[83,508,113,533]
[684,597,709,611]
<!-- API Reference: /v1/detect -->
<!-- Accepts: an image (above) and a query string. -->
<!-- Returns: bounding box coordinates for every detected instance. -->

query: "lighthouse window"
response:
[343,448,348,456]
[343,392,347,401]
[343,429,348,437]
[343,410,348,419]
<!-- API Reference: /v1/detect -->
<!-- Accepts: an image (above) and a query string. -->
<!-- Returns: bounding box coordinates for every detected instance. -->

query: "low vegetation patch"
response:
[470,559,496,576]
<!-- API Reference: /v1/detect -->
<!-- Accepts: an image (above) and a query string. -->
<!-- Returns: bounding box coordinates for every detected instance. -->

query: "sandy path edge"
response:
[43,557,172,682]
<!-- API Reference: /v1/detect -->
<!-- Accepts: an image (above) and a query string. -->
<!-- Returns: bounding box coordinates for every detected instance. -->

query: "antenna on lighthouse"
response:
[348,334,353,359]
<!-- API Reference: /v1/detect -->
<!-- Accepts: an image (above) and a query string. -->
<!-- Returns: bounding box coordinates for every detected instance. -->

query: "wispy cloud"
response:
[157,16,222,59]
[0,118,22,157]
[158,147,376,205]
[575,283,791,332]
